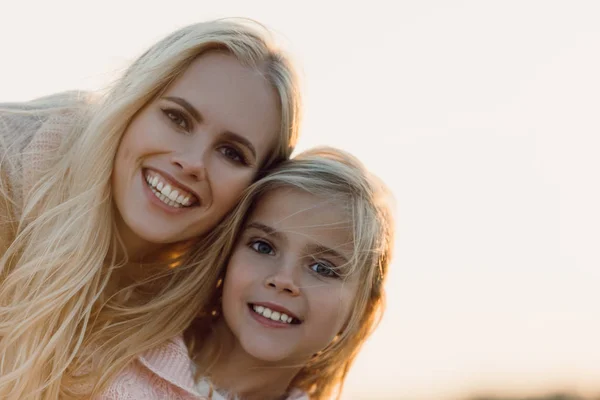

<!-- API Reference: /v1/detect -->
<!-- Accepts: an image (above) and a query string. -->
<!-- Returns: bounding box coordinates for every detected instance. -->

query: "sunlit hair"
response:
[187,147,395,400]
[0,19,301,399]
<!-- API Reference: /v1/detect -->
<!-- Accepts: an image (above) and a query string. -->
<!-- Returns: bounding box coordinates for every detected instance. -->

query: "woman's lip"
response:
[250,301,301,321]
[143,167,202,204]
[142,173,190,214]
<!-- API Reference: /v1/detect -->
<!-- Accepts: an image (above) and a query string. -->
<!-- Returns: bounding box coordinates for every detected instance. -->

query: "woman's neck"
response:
[113,213,155,261]
[196,321,302,400]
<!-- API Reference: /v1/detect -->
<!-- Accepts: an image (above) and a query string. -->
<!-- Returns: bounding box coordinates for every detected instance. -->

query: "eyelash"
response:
[162,108,191,131]
[249,239,275,256]
[219,146,248,165]
[309,261,340,278]
[248,239,340,279]
[162,108,248,166]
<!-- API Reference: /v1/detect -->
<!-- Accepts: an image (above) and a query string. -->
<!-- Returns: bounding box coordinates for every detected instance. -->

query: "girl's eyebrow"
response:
[245,222,285,241]
[306,244,349,264]
[246,222,350,263]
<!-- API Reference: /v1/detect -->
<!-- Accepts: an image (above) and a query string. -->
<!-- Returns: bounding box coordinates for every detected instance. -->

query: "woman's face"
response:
[112,52,280,254]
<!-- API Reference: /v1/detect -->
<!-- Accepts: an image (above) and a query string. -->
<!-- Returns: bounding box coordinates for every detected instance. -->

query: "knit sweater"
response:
[97,335,309,400]
[0,91,90,254]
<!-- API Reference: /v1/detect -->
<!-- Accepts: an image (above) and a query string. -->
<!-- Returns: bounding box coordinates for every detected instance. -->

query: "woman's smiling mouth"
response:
[143,169,200,209]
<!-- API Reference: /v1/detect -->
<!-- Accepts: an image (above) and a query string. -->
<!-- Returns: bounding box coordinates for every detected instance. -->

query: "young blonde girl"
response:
[0,19,302,399]
[98,147,394,400]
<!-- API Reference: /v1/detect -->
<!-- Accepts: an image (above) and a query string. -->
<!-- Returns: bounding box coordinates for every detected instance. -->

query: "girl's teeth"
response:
[157,182,164,191]
[151,176,159,186]
[252,305,294,324]
[169,190,179,201]
[161,185,172,197]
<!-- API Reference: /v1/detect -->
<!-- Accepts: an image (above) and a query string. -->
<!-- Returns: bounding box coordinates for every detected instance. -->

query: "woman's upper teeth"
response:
[145,172,195,207]
[252,304,295,324]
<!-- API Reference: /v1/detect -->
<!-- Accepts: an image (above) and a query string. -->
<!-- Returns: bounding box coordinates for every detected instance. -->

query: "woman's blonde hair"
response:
[0,19,301,399]
[187,147,395,400]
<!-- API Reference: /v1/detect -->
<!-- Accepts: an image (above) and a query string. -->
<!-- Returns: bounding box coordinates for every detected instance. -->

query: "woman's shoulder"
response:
[0,90,94,124]
[0,91,95,211]
[0,90,96,112]
[0,90,94,159]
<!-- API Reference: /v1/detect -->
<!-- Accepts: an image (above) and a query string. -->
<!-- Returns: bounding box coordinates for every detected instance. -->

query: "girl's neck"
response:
[196,321,302,400]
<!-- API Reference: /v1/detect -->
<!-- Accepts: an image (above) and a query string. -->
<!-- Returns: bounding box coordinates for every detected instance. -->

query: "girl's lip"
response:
[143,167,202,205]
[248,306,297,328]
[250,301,301,322]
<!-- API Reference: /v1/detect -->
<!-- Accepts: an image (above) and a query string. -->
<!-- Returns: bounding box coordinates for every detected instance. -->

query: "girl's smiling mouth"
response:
[248,303,302,326]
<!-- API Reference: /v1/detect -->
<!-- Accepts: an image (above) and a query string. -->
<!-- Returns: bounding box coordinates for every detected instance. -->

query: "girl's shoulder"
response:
[287,388,310,400]
[106,334,309,400]
[97,335,203,400]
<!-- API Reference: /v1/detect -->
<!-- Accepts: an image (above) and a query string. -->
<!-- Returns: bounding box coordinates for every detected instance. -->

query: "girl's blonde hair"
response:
[0,19,301,399]
[187,147,395,400]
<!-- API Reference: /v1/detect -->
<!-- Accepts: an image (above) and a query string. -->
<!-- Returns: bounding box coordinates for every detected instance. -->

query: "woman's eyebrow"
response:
[221,131,257,161]
[163,96,202,122]
[162,95,257,160]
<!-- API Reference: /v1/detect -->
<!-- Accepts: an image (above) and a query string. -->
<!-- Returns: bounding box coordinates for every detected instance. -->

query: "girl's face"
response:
[221,188,359,364]
[112,52,280,254]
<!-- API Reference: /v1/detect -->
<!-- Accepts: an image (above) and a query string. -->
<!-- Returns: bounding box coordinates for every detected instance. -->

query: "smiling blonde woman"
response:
[0,19,301,400]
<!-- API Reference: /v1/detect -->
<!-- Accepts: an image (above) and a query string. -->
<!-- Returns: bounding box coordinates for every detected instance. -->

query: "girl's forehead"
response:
[247,188,354,249]
[251,188,346,223]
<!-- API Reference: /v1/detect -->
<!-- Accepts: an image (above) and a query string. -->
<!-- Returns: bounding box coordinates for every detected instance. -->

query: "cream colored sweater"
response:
[0,91,90,255]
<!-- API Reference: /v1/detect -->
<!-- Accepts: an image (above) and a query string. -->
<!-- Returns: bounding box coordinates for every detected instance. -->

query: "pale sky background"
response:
[1,1,599,399]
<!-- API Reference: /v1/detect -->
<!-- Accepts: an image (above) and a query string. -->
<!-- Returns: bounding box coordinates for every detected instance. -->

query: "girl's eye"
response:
[309,262,339,278]
[163,109,190,130]
[250,240,275,255]
[219,146,247,165]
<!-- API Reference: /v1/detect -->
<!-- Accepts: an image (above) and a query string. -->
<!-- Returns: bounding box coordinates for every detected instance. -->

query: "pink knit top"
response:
[96,335,201,400]
[97,335,309,400]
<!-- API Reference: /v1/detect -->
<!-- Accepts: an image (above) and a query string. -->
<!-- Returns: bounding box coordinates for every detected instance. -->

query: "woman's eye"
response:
[250,240,275,255]
[163,109,189,130]
[220,146,246,165]
[309,262,339,278]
